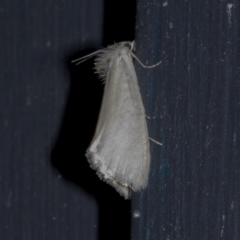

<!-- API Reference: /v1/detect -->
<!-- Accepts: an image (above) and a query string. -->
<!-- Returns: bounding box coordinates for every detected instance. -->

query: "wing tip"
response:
[86,150,132,199]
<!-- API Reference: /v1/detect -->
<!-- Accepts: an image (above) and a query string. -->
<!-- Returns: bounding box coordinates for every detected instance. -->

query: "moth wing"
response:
[86,51,150,199]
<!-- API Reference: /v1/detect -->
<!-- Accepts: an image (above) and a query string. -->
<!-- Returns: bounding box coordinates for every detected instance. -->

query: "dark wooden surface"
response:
[132,1,240,240]
[1,0,240,239]
[0,0,135,239]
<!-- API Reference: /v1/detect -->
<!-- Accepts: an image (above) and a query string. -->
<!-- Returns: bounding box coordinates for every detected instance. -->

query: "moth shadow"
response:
[51,47,130,240]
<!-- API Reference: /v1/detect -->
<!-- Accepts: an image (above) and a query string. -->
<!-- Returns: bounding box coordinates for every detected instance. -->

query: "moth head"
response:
[123,41,135,52]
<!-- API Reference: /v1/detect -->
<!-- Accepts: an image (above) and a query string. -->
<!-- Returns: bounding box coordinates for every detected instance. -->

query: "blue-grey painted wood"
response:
[132,0,240,239]
[0,0,134,239]
[0,0,103,239]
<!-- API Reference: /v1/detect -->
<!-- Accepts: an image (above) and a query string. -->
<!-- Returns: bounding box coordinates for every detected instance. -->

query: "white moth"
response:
[73,41,161,199]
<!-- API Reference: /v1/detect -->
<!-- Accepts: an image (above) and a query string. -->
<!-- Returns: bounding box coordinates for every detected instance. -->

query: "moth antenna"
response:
[72,49,104,65]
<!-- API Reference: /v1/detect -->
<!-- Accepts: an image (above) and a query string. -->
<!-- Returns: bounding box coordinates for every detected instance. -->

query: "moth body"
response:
[85,42,150,199]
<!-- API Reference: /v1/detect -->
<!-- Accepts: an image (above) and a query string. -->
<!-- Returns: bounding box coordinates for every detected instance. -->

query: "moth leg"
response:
[131,52,162,68]
[149,137,162,146]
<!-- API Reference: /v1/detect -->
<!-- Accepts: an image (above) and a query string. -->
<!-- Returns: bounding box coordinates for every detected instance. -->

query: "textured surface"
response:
[132,0,240,240]
[0,0,135,239]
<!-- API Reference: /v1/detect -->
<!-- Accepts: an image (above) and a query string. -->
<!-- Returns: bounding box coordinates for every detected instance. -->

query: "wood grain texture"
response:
[132,0,240,240]
[0,0,135,239]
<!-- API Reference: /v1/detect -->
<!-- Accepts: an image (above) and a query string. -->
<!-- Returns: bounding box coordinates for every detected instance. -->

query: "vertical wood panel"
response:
[132,1,240,239]
[0,0,101,239]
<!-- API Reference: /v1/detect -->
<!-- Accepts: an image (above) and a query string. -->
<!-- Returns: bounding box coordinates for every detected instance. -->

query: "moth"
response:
[73,41,161,199]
